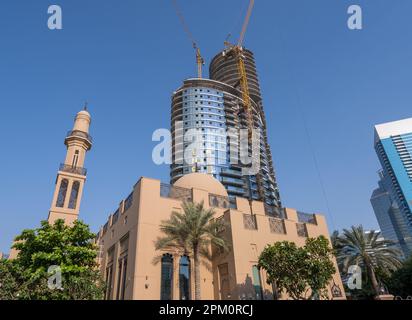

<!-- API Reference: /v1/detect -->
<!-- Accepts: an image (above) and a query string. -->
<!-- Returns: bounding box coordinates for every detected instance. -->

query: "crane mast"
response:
[224,0,255,138]
[223,0,264,201]
[195,46,205,79]
[171,0,265,202]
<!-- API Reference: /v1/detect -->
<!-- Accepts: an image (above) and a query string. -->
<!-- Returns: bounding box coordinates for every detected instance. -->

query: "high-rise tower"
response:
[170,48,281,214]
[48,107,92,225]
[209,48,280,208]
[371,118,412,257]
[210,48,262,104]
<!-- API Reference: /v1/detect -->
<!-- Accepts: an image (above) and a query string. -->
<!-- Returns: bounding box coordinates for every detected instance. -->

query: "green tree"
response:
[305,236,338,299]
[155,201,228,300]
[387,256,412,298]
[0,260,27,300]
[258,236,336,300]
[0,219,105,300]
[336,226,402,298]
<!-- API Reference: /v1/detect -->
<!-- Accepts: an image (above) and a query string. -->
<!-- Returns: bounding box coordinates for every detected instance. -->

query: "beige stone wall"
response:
[97,175,346,300]
[213,203,345,300]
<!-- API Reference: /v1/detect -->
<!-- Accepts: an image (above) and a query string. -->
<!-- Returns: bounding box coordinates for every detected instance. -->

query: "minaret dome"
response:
[73,109,91,133]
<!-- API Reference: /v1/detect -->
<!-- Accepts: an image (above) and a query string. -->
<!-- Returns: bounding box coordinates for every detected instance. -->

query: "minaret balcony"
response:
[65,130,93,145]
[59,163,87,176]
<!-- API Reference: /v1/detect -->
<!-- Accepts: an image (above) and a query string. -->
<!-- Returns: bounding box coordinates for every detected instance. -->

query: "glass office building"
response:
[371,118,412,257]
[170,76,281,213]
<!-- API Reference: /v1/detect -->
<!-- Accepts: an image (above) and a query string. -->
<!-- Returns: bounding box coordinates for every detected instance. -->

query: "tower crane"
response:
[223,0,255,136]
[223,0,265,202]
[172,0,205,78]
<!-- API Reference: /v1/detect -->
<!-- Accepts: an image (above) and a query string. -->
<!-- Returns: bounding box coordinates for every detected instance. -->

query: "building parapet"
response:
[264,204,285,218]
[160,183,192,202]
[297,211,318,225]
[209,193,233,209]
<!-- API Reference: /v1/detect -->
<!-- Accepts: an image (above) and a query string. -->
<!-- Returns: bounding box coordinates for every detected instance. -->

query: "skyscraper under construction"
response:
[170,48,282,214]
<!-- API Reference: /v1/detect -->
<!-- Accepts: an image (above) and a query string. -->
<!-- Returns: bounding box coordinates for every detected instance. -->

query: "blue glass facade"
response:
[171,79,282,211]
[371,172,408,256]
[180,86,229,177]
[373,121,412,257]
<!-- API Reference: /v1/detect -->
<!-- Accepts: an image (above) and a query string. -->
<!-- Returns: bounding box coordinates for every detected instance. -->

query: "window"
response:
[56,179,69,208]
[105,264,113,300]
[116,235,129,300]
[179,256,191,300]
[105,246,115,300]
[160,254,173,300]
[296,223,308,237]
[116,259,123,299]
[212,197,219,207]
[252,266,263,300]
[72,150,79,167]
[243,214,258,230]
[218,264,230,300]
[68,181,80,209]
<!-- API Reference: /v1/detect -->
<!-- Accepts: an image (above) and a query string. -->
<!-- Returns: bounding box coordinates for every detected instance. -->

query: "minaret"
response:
[48,106,92,225]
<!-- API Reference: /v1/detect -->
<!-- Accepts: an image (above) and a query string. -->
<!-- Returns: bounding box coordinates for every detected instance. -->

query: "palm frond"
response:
[335,224,403,284]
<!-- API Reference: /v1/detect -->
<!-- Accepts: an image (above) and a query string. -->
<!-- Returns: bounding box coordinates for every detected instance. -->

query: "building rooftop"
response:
[375,117,412,142]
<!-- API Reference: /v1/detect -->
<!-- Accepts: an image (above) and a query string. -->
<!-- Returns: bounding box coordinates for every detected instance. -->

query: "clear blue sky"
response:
[1,0,412,253]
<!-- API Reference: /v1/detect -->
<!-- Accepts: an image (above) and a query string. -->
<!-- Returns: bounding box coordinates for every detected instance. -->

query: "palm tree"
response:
[330,230,343,255]
[155,201,228,300]
[336,225,403,297]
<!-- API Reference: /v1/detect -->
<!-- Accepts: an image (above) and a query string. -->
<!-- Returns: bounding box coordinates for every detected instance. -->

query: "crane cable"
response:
[172,0,196,48]
[273,22,337,231]
[225,0,250,43]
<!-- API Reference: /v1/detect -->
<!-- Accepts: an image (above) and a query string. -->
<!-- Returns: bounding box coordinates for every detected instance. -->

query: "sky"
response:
[1,0,412,253]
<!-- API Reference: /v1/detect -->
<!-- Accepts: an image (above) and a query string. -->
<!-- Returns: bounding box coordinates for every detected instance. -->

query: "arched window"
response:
[68,181,80,209]
[56,179,68,208]
[252,265,263,300]
[160,254,173,300]
[179,256,191,300]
